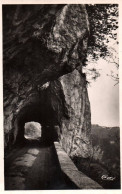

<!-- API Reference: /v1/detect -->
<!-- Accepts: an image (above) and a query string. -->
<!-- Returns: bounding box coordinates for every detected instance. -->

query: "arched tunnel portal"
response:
[12,80,68,147]
[14,102,60,146]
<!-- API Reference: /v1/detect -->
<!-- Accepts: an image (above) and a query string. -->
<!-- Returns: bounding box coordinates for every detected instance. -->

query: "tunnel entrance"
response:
[14,102,60,146]
[13,80,68,146]
[24,121,42,141]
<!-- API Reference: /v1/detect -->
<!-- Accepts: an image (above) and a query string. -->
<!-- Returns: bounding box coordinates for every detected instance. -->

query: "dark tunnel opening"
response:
[14,103,60,146]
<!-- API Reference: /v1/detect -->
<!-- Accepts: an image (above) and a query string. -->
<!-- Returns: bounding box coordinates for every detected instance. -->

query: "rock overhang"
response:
[3,4,91,159]
[3,4,89,86]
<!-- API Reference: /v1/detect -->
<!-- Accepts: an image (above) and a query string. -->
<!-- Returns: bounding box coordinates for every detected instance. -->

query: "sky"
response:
[86,59,119,127]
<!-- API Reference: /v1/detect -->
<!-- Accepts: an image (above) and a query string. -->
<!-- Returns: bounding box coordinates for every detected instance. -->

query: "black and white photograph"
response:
[2,1,121,191]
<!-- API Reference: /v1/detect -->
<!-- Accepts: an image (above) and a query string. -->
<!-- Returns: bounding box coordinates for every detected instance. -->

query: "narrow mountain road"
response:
[5,141,78,190]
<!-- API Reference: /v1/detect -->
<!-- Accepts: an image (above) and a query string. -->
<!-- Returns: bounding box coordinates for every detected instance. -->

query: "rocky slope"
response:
[3,4,91,158]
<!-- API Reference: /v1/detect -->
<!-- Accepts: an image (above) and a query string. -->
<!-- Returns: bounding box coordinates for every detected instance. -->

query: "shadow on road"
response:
[5,140,79,190]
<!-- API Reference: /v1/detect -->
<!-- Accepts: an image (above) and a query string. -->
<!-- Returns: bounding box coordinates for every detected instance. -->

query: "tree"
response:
[86,4,118,60]
[84,4,119,83]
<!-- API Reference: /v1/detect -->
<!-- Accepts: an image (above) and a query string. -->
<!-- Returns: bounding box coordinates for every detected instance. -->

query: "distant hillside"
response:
[91,124,120,141]
[73,124,120,189]
[91,124,120,176]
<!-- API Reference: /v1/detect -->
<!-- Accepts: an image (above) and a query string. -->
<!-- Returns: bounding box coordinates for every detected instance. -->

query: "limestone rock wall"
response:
[3,4,91,158]
[59,70,91,158]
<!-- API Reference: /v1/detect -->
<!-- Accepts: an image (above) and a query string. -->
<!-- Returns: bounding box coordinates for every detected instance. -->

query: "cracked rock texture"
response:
[3,4,91,158]
[59,70,91,158]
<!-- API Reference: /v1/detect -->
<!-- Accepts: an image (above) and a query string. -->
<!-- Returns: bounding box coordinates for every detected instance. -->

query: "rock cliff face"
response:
[60,70,91,158]
[3,4,91,158]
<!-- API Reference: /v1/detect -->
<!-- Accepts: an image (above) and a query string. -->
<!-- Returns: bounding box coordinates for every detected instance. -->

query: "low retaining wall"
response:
[54,142,103,189]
